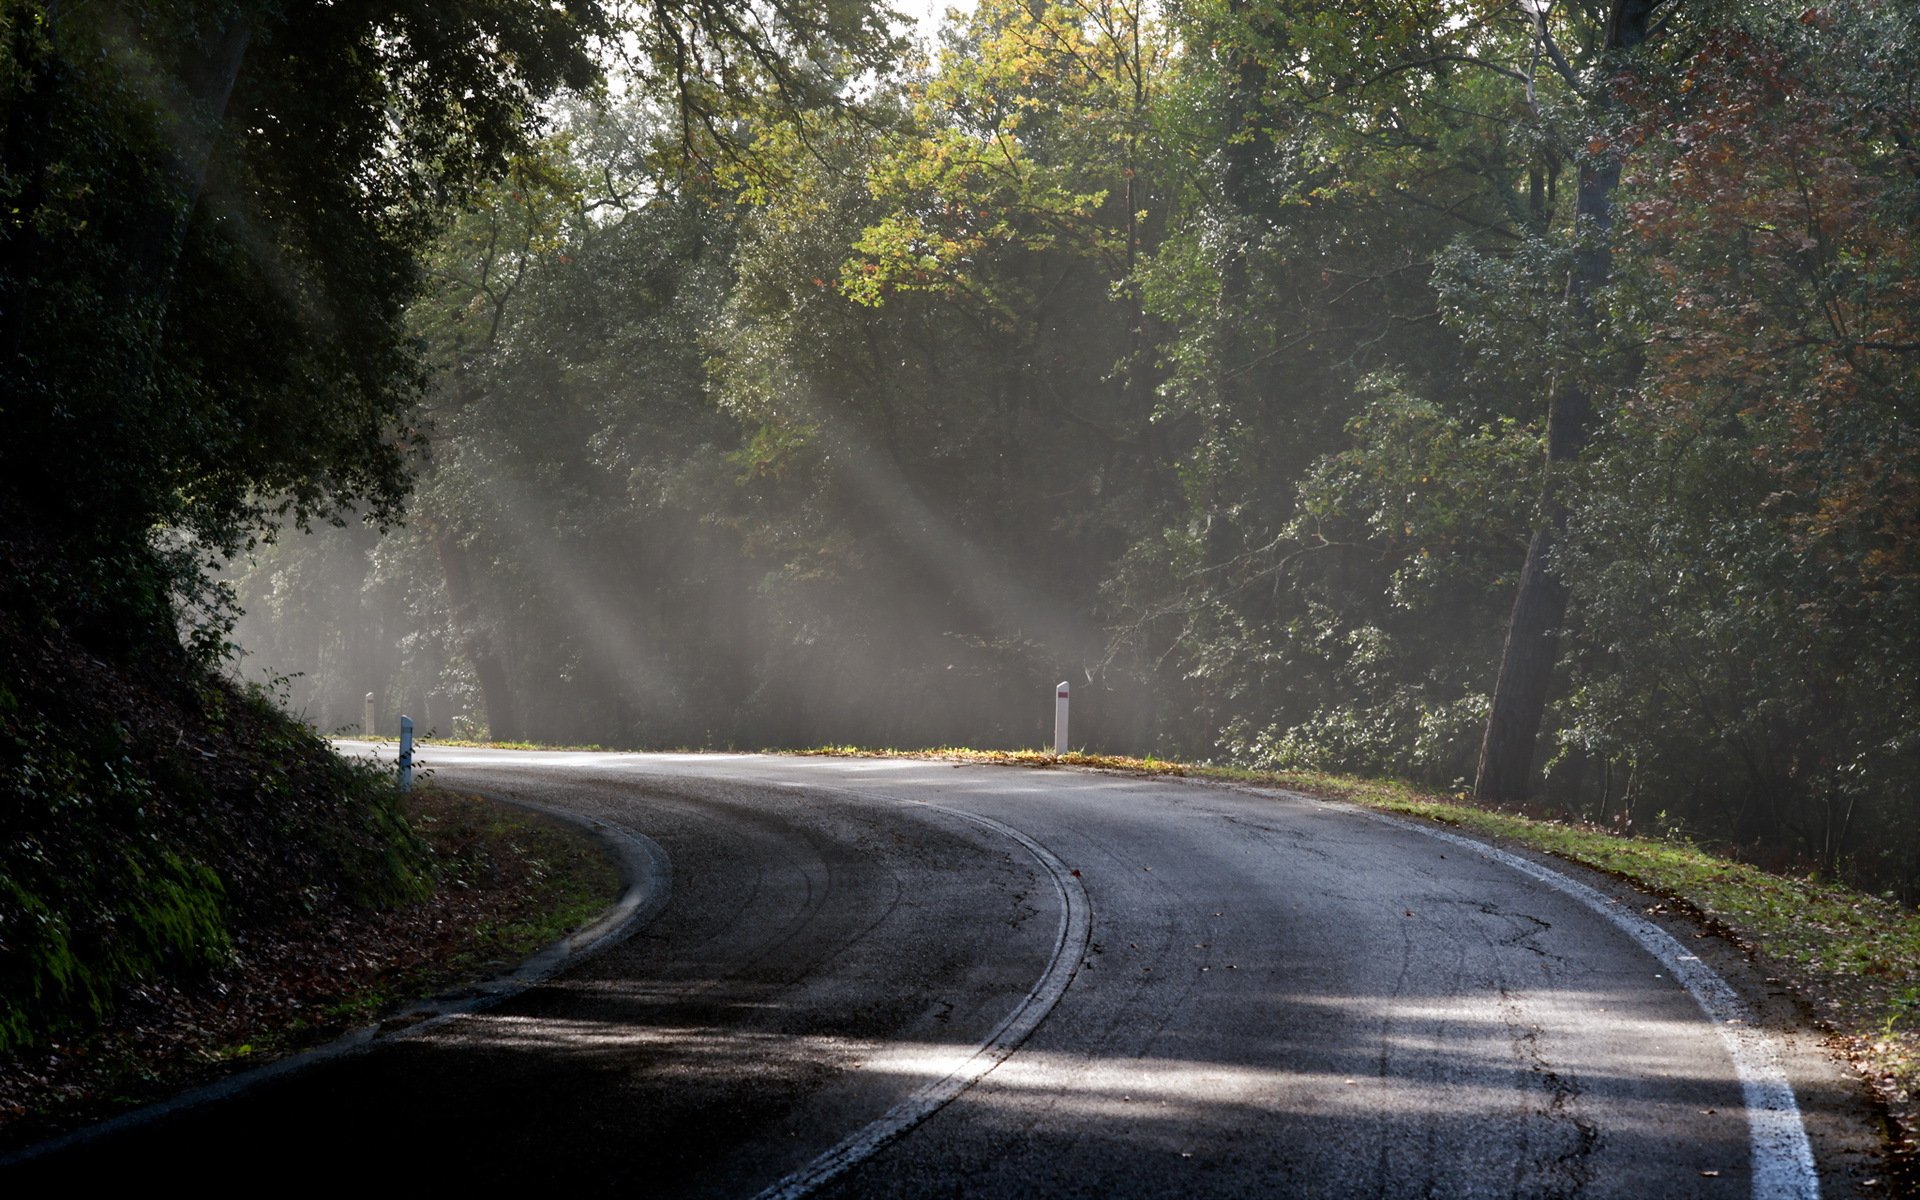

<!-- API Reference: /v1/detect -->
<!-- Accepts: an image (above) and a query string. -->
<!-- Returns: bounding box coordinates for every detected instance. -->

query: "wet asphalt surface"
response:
[8,750,1886,1195]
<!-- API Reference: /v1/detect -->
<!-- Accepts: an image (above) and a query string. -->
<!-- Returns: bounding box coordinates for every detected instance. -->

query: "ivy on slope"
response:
[0,537,424,1054]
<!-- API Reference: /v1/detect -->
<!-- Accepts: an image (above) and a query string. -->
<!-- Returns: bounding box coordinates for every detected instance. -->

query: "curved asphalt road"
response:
[10,750,1880,1195]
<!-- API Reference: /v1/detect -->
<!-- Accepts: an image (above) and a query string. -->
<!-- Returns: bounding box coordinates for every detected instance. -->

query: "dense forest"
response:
[225,0,1919,894]
[3,0,1916,1057]
[0,0,900,1050]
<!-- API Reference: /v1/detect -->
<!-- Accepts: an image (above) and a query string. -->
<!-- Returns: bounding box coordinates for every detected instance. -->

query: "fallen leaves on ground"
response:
[0,789,617,1150]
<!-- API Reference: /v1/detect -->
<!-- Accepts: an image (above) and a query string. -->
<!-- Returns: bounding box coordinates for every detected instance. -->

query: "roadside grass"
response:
[213,790,621,1050]
[793,744,1920,1161]
[0,789,620,1148]
[387,789,621,993]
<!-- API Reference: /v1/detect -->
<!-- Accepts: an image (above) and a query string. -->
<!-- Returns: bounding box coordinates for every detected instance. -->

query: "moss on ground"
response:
[0,787,620,1148]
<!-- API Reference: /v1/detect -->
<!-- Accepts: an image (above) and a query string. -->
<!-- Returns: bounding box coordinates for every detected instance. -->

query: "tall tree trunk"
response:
[433,526,521,742]
[1474,0,1658,802]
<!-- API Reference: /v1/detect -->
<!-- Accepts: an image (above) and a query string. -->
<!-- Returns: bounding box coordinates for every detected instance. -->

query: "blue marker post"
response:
[398,715,414,793]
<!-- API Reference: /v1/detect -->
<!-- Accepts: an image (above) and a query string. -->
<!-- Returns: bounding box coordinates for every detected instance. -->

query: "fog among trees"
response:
[184,0,1918,895]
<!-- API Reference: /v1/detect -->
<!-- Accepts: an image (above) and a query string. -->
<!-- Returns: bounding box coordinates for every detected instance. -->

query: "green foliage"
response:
[0,670,423,1052]
[220,0,1920,897]
[839,0,1158,313]
[232,98,764,746]
[0,514,431,1053]
[0,850,228,1053]
[0,0,609,609]
[1198,385,1539,779]
[1539,3,1920,882]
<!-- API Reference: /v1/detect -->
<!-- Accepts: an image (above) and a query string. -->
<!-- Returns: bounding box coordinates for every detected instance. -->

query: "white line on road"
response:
[1349,807,1822,1200]
[752,797,1093,1200]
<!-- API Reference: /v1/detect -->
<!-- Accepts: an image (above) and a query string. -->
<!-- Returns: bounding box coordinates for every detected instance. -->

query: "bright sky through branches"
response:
[901,0,970,38]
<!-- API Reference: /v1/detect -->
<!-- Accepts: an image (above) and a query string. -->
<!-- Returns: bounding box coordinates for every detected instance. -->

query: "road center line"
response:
[1337,804,1821,1200]
[752,792,1092,1200]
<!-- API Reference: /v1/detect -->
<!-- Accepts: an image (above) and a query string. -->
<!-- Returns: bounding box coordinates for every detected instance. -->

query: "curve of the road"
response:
[9,748,1879,1197]
[754,792,1092,1200]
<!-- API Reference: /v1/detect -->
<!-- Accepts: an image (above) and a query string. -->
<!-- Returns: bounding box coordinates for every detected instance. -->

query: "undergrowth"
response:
[0,788,620,1145]
[0,533,426,1055]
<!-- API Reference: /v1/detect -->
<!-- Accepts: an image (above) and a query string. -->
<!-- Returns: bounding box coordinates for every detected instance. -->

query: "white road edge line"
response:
[752,799,1092,1200]
[1344,805,1821,1200]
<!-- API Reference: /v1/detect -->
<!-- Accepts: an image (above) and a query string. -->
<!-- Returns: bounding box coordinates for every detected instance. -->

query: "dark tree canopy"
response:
[0,0,912,1053]
[2,1,603,543]
[0,0,901,650]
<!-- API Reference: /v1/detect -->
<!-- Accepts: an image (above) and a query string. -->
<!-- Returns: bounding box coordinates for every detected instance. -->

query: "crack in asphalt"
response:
[1499,984,1599,1199]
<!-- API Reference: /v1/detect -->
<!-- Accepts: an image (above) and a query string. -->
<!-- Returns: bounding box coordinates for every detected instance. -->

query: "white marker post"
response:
[364,692,375,739]
[1053,681,1070,756]
[398,715,414,792]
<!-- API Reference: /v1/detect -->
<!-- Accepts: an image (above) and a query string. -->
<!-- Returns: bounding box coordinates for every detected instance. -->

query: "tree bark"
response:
[433,526,521,742]
[1474,0,1658,803]
[1474,523,1571,800]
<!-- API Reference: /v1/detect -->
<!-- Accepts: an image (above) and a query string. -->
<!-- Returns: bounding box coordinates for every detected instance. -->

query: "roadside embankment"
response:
[0,786,619,1150]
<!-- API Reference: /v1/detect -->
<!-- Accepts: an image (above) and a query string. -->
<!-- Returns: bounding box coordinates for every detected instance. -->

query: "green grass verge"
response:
[200,789,620,1053]
[369,788,622,1002]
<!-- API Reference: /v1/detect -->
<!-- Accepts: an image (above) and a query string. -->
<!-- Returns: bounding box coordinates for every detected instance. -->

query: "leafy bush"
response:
[0,537,424,1053]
